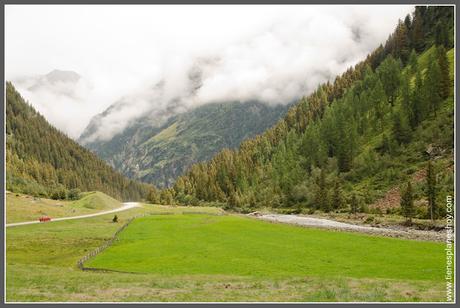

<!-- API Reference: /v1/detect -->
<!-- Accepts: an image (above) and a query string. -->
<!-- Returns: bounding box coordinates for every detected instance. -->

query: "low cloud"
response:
[6,5,413,141]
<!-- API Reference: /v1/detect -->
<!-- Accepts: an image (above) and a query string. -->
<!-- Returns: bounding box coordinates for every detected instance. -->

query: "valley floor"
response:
[6,203,449,302]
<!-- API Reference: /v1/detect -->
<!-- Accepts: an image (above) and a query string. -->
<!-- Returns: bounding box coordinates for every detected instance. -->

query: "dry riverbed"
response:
[248,213,445,242]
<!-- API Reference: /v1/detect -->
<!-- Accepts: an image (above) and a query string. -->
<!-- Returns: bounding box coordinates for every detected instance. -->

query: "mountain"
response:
[14,69,82,98]
[42,69,81,84]
[79,101,289,187]
[167,6,454,217]
[5,82,152,201]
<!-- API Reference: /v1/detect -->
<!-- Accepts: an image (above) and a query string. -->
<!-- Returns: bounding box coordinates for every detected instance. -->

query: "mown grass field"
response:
[6,191,121,223]
[86,214,444,281]
[6,202,448,302]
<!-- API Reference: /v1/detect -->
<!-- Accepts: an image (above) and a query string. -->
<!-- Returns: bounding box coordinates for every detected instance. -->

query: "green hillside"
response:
[167,6,454,219]
[81,101,288,187]
[5,83,153,201]
[6,191,121,223]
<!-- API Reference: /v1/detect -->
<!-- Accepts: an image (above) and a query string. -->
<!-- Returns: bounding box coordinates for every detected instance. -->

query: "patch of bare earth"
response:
[370,169,427,212]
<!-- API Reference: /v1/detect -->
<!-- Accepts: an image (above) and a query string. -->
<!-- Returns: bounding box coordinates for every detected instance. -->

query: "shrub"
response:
[364,216,375,224]
[68,188,81,200]
[360,203,370,214]
[50,185,68,200]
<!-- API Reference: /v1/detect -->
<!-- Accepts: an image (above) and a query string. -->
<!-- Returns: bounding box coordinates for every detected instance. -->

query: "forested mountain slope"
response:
[166,6,454,218]
[80,101,288,188]
[6,82,152,201]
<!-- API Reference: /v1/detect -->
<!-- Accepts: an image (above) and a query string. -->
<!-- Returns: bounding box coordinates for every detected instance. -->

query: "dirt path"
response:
[251,213,444,242]
[6,202,141,228]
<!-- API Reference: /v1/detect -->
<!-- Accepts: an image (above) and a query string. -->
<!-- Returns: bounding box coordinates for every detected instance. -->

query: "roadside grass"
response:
[6,191,121,223]
[6,206,447,302]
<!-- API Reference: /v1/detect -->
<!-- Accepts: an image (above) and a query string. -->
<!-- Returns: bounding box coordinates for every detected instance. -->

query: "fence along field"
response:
[6,206,447,301]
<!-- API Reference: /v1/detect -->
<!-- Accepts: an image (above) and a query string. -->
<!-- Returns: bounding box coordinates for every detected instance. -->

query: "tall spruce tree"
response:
[435,21,449,47]
[411,69,426,127]
[400,181,415,224]
[425,55,442,117]
[400,73,413,126]
[392,109,411,145]
[411,9,425,52]
[437,45,451,99]
[350,194,358,215]
[332,179,343,210]
[408,49,418,74]
[427,160,437,221]
[315,168,329,212]
[394,20,410,63]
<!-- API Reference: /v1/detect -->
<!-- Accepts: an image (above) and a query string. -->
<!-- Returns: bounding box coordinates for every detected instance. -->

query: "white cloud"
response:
[5,5,413,140]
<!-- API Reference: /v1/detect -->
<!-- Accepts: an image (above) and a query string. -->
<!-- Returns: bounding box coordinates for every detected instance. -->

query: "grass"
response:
[6,205,447,302]
[86,214,444,281]
[148,122,178,144]
[6,191,121,223]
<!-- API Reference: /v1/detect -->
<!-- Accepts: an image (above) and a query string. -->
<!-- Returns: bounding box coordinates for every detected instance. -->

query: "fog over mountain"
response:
[6,5,413,140]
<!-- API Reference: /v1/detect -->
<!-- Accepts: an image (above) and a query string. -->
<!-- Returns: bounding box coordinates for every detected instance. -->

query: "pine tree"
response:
[425,55,442,117]
[400,181,415,224]
[147,187,159,204]
[377,55,401,106]
[371,79,388,131]
[394,20,410,63]
[411,69,426,127]
[332,179,343,210]
[408,49,418,74]
[315,168,329,212]
[411,9,425,52]
[380,133,393,155]
[336,113,357,172]
[392,109,411,145]
[427,160,437,221]
[437,45,451,99]
[350,194,358,214]
[404,14,412,33]
[400,73,413,126]
[434,21,449,47]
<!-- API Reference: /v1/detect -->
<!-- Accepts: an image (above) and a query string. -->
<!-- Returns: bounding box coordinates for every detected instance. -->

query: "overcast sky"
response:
[6,5,413,139]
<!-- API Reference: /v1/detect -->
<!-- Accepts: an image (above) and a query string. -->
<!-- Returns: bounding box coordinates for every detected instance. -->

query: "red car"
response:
[39,216,51,222]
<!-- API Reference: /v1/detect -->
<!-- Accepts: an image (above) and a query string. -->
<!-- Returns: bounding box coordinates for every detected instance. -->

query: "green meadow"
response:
[86,214,444,281]
[6,205,447,302]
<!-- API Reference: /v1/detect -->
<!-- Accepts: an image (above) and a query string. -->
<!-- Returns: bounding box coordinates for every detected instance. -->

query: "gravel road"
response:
[6,202,140,228]
[251,213,444,242]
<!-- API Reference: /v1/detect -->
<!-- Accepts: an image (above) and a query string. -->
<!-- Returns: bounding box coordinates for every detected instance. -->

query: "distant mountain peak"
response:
[45,69,81,84]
